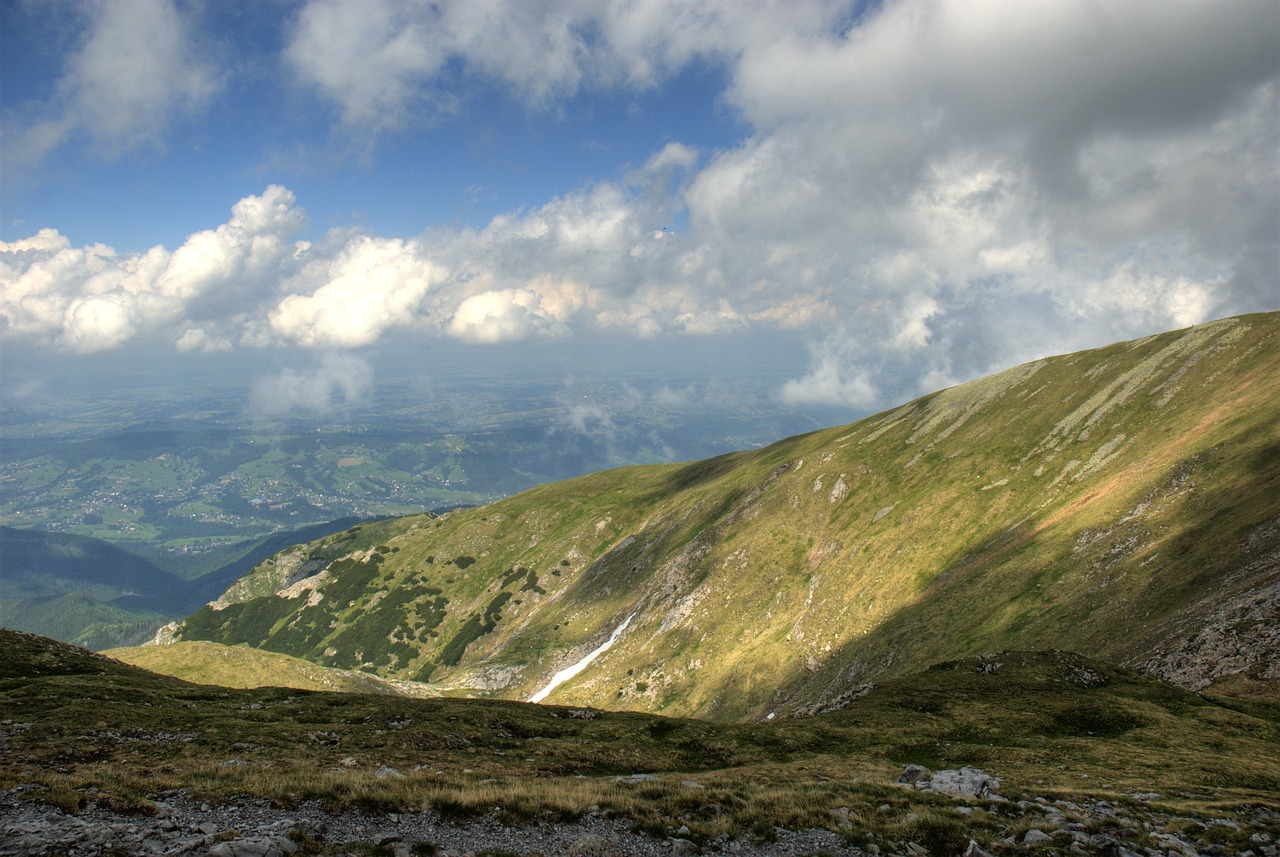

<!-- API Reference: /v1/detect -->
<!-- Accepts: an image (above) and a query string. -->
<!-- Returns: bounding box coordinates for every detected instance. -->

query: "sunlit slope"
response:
[171,313,1280,720]
[104,640,438,697]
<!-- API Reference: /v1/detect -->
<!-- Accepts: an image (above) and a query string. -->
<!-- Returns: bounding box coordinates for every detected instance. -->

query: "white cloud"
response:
[448,288,560,344]
[447,278,589,344]
[62,294,136,355]
[1,187,306,352]
[248,354,374,419]
[285,0,449,130]
[269,236,440,348]
[174,327,233,353]
[9,0,219,164]
[780,332,879,408]
[283,0,838,131]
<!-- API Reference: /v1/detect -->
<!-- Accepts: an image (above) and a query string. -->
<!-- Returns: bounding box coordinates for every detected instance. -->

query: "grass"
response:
[4,630,1278,852]
[103,641,438,696]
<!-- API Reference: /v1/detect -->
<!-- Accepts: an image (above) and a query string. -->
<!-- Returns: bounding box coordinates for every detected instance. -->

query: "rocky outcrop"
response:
[898,766,1004,801]
[1140,571,1280,691]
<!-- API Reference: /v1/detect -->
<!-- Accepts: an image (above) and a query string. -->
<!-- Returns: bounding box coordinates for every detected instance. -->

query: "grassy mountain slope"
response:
[0,518,367,650]
[103,640,438,696]
[0,525,184,608]
[0,526,184,647]
[169,314,1280,721]
[4,629,1278,852]
[11,592,168,652]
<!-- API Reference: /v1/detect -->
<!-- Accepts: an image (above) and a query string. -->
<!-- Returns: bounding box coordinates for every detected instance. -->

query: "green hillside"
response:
[0,518,369,650]
[169,313,1280,720]
[103,640,438,696]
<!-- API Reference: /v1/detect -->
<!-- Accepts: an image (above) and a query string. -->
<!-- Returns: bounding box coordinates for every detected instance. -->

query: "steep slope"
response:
[170,313,1280,720]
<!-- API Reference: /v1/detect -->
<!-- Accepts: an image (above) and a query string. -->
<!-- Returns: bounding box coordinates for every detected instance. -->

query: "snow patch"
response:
[529,612,637,704]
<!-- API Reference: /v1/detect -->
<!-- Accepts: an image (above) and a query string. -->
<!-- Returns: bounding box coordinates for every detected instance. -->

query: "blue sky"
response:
[2,0,1277,419]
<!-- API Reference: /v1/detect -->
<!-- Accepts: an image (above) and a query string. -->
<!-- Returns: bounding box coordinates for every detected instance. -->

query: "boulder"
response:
[919,767,1004,800]
[897,764,933,785]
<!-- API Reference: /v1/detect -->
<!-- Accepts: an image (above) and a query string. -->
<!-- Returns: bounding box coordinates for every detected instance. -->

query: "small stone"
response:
[1024,829,1053,845]
[964,840,994,857]
[375,765,405,779]
[567,833,620,857]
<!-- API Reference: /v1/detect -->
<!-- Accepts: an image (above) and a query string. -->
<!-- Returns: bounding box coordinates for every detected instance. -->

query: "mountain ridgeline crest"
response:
[165,314,1280,720]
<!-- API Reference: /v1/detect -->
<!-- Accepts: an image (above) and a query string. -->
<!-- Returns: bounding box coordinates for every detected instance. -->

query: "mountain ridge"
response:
[164,313,1280,720]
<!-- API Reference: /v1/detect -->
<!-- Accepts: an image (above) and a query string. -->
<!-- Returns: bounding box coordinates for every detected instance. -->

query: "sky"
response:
[2,0,1277,422]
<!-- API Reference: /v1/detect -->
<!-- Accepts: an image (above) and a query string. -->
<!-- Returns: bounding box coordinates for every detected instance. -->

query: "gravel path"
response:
[1,787,868,856]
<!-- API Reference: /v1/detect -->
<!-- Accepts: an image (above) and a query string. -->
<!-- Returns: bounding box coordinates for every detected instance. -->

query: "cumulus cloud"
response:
[1,187,307,352]
[8,0,219,164]
[269,236,441,348]
[448,278,590,344]
[248,354,374,418]
[781,333,879,408]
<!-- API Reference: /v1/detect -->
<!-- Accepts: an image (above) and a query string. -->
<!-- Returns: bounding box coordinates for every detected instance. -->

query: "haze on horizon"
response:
[2,0,1277,426]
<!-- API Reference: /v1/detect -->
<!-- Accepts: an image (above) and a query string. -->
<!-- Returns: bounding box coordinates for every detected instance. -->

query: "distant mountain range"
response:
[145,313,1278,719]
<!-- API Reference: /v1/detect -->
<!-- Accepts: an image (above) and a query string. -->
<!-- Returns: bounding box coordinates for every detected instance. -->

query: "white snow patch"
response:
[529,612,637,704]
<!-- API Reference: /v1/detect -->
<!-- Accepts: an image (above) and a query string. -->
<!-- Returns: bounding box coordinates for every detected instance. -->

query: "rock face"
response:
[1140,573,1280,691]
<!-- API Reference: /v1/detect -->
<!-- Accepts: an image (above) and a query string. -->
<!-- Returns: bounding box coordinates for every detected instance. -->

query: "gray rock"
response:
[898,764,933,785]
[963,840,994,857]
[375,765,405,779]
[919,767,1004,800]
[1023,829,1053,845]
[611,773,659,783]
[1149,832,1197,857]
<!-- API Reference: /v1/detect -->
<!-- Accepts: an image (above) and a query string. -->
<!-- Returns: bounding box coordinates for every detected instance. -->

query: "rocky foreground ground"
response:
[4,769,1279,857]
